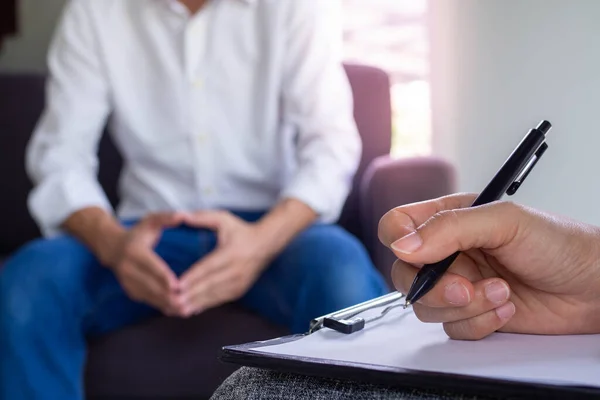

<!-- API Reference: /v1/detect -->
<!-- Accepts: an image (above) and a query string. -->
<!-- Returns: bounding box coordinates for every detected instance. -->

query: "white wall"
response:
[0,0,66,72]
[429,0,600,225]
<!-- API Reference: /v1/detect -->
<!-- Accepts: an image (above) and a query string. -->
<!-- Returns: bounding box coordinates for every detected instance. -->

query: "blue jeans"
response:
[0,212,388,400]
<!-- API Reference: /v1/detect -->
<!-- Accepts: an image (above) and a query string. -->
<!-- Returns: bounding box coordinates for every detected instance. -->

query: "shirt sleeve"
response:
[26,0,113,237]
[279,0,362,224]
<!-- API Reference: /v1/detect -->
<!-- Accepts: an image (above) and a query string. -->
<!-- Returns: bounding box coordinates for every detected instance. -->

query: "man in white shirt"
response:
[0,0,388,398]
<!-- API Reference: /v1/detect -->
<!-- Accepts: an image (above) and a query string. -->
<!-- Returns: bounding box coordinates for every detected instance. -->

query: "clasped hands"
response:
[107,211,274,318]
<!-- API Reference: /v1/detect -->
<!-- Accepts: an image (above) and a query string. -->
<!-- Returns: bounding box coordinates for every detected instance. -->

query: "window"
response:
[342,0,431,157]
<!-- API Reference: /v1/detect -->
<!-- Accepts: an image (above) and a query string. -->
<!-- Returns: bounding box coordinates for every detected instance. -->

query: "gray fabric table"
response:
[211,367,505,400]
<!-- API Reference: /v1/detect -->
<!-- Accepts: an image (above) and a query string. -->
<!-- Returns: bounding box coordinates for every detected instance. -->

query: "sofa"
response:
[0,64,456,399]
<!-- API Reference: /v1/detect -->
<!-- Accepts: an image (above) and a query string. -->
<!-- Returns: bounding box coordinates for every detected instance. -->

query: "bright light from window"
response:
[342,0,431,158]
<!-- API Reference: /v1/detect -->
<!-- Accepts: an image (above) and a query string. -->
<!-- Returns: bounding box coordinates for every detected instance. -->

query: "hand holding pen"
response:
[401,121,551,308]
[379,190,600,339]
[377,121,600,340]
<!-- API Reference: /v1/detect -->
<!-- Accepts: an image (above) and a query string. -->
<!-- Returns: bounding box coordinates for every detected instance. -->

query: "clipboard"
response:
[220,292,600,400]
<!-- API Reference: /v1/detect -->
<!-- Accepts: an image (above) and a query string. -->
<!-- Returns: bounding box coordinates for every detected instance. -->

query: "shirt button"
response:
[193,79,203,88]
[197,133,207,143]
[203,186,214,196]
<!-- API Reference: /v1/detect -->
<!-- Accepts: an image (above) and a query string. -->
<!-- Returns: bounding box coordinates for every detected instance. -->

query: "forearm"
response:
[63,207,126,267]
[255,198,318,258]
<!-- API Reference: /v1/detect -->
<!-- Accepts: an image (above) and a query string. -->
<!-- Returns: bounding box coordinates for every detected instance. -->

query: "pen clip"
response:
[506,142,548,196]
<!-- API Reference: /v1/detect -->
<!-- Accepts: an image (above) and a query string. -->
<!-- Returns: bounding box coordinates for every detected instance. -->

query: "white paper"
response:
[251,306,600,388]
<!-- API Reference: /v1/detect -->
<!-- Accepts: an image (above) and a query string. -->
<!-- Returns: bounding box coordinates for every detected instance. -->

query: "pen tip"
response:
[403,300,411,309]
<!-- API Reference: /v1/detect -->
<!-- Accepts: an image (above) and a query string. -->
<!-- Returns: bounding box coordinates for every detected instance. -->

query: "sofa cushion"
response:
[0,74,122,257]
[85,304,288,399]
[0,74,45,256]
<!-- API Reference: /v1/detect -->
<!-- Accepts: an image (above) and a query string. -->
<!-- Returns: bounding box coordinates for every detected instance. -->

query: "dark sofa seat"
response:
[0,64,456,398]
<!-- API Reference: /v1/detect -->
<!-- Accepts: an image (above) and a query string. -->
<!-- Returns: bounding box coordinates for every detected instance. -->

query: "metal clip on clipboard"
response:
[309,291,406,334]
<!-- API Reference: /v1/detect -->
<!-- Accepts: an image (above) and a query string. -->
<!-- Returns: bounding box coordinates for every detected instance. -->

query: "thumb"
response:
[390,201,524,264]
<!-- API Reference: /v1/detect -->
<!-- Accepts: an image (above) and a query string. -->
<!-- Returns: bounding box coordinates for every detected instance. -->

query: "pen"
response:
[403,120,552,308]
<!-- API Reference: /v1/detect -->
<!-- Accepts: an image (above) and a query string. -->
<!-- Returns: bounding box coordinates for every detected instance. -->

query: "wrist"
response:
[253,199,318,258]
[252,220,288,259]
[63,207,127,267]
[94,220,128,268]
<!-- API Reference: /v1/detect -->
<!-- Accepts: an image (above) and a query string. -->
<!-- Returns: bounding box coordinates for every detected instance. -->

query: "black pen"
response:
[403,120,552,308]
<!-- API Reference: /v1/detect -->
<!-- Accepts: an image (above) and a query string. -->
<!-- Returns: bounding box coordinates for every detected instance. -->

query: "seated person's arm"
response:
[27,1,182,315]
[268,0,361,241]
[26,0,118,262]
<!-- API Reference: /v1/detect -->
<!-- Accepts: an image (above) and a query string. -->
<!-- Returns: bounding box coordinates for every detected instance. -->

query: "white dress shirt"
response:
[26,0,361,237]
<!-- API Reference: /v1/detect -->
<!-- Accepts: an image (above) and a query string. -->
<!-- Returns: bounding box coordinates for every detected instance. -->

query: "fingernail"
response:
[444,282,470,305]
[485,281,509,304]
[391,231,423,254]
[495,302,515,320]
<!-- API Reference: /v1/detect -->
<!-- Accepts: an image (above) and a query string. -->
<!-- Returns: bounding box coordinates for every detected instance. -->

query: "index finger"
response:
[135,248,180,293]
[180,248,230,291]
[143,212,189,229]
[378,193,477,248]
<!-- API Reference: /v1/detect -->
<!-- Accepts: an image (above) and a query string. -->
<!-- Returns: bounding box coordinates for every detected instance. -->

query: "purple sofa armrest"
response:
[359,155,457,285]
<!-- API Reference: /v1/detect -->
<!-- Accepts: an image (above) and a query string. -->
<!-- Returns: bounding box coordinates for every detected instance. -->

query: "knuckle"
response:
[121,266,135,279]
[116,262,135,278]
[412,304,435,323]
[443,320,463,339]
[122,245,140,261]
[468,328,490,341]
[434,209,461,230]
[443,321,471,340]
[463,317,489,340]
[114,260,127,272]
[428,209,469,249]
[122,242,136,254]
[444,318,490,341]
